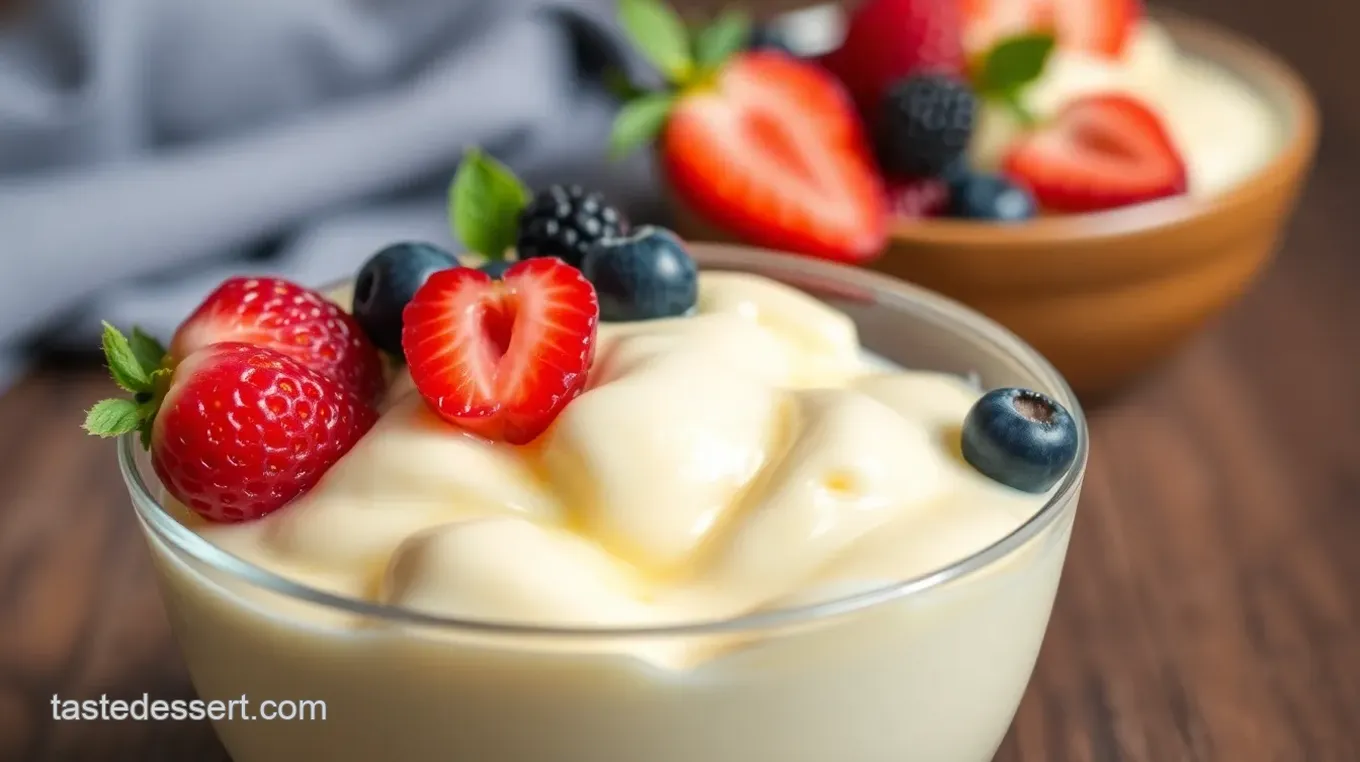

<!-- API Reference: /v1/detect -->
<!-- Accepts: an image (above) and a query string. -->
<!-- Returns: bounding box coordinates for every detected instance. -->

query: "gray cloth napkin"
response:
[0,0,662,375]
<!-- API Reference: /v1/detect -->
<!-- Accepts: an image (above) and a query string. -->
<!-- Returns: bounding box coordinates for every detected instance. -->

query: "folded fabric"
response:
[0,0,663,372]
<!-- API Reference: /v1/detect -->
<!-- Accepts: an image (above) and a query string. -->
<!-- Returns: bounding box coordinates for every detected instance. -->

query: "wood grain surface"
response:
[2,0,1358,760]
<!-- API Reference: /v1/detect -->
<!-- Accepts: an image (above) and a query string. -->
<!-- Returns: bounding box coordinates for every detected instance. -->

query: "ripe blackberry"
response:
[516,184,628,269]
[875,73,977,178]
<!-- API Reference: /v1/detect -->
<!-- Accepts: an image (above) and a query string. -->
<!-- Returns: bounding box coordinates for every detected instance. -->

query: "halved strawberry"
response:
[402,258,598,445]
[962,0,1140,59]
[819,0,966,117]
[1002,94,1186,213]
[662,52,887,263]
[170,277,386,404]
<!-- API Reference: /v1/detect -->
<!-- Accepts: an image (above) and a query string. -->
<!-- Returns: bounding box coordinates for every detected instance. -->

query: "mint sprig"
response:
[449,148,531,261]
[971,32,1056,127]
[84,322,172,448]
[608,0,753,160]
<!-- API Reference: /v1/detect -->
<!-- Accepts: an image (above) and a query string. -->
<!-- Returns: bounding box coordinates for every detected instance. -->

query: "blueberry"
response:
[581,226,698,322]
[353,242,458,356]
[479,260,512,279]
[961,388,1078,493]
[747,23,794,54]
[948,172,1036,222]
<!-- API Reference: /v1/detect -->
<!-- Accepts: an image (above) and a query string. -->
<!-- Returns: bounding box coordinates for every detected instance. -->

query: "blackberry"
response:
[875,73,977,178]
[516,184,627,269]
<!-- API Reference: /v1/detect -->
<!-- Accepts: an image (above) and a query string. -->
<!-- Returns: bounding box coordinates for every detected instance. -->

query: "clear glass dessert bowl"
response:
[121,244,1089,762]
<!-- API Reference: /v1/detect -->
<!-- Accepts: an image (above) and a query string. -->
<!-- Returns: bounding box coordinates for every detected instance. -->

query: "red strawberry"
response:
[153,344,377,522]
[885,176,951,219]
[170,277,385,404]
[1002,94,1186,213]
[662,52,887,263]
[83,329,378,523]
[402,257,598,445]
[962,0,1140,59]
[819,0,966,116]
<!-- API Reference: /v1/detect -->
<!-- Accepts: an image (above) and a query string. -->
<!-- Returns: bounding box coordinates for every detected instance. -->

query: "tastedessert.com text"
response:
[50,694,326,722]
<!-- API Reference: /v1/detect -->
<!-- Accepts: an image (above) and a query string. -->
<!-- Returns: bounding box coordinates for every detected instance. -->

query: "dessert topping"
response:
[402,149,600,445]
[85,330,377,522]
[353,242,460,358]
[608,0,888,263]
[516,184,630,270]
[819,0,967,116]
[963,0,1141,60]
[961,387,1078,493]
[170,276,386,404]
[875,73,978,179]
[582,226,698,322]
[1001,93,1188,212]
[402,259,599,446]
[946,171,1038,221]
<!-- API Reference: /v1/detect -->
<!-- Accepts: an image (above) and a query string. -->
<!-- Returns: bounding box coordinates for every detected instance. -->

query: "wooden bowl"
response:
[666,13,1319,398]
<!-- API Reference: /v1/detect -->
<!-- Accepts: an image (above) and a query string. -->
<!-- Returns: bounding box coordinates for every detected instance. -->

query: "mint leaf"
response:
[619,0,693,83]
[449,148,530,261]
[974,33,1055,96]
[84,398,142,438]
[694,9,751,71]
[101,322,151,393]
[129,327,167,375]
[609,92,676,159]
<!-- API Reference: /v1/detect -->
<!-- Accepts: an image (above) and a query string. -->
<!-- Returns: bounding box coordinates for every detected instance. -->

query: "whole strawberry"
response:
[820,0,966,118]
[170,276,386,404]
[85,326,377,522]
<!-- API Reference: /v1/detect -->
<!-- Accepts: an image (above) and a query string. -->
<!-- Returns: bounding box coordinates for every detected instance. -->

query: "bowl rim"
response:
[120,244,1090,640]
[889,9,1321,245]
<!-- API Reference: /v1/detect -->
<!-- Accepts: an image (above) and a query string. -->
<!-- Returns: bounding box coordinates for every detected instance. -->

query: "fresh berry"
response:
[170,277,386,403]
[961,387,1078,493]
[820,0,966,117]
[402,258,599,445]
[661,52,887,262]
[84,330,377,523]
[352,242,459,357]
[962,0,1139,59]
[875,73,977,178]
[1002,94,1187,213]
[515,184,628,269]
[582,226,698,322]
[747,23,794,54]
[947,172,1036,221]
[886,176,951,218]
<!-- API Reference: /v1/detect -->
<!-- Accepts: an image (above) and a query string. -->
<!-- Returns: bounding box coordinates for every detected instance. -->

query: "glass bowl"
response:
[121,243,1089,762]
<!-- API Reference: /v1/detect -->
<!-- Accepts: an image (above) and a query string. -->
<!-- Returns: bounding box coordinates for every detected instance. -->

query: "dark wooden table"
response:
[2,0,1358,760]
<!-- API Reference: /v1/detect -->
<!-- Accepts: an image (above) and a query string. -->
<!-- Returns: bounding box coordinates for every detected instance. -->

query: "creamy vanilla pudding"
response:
[971,20,1281,198]
[123,251,1086,762]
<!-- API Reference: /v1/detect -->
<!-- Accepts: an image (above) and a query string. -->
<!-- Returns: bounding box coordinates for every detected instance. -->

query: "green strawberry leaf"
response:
[83,398,143,438]
[449,147,531,261]
[603,67,647,102]
[618,0,694,83]
[694,9,751,72]
[101,322,151,393]
[129,327,167,374]
[609,92,677,159]
[974,32,1055,97]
